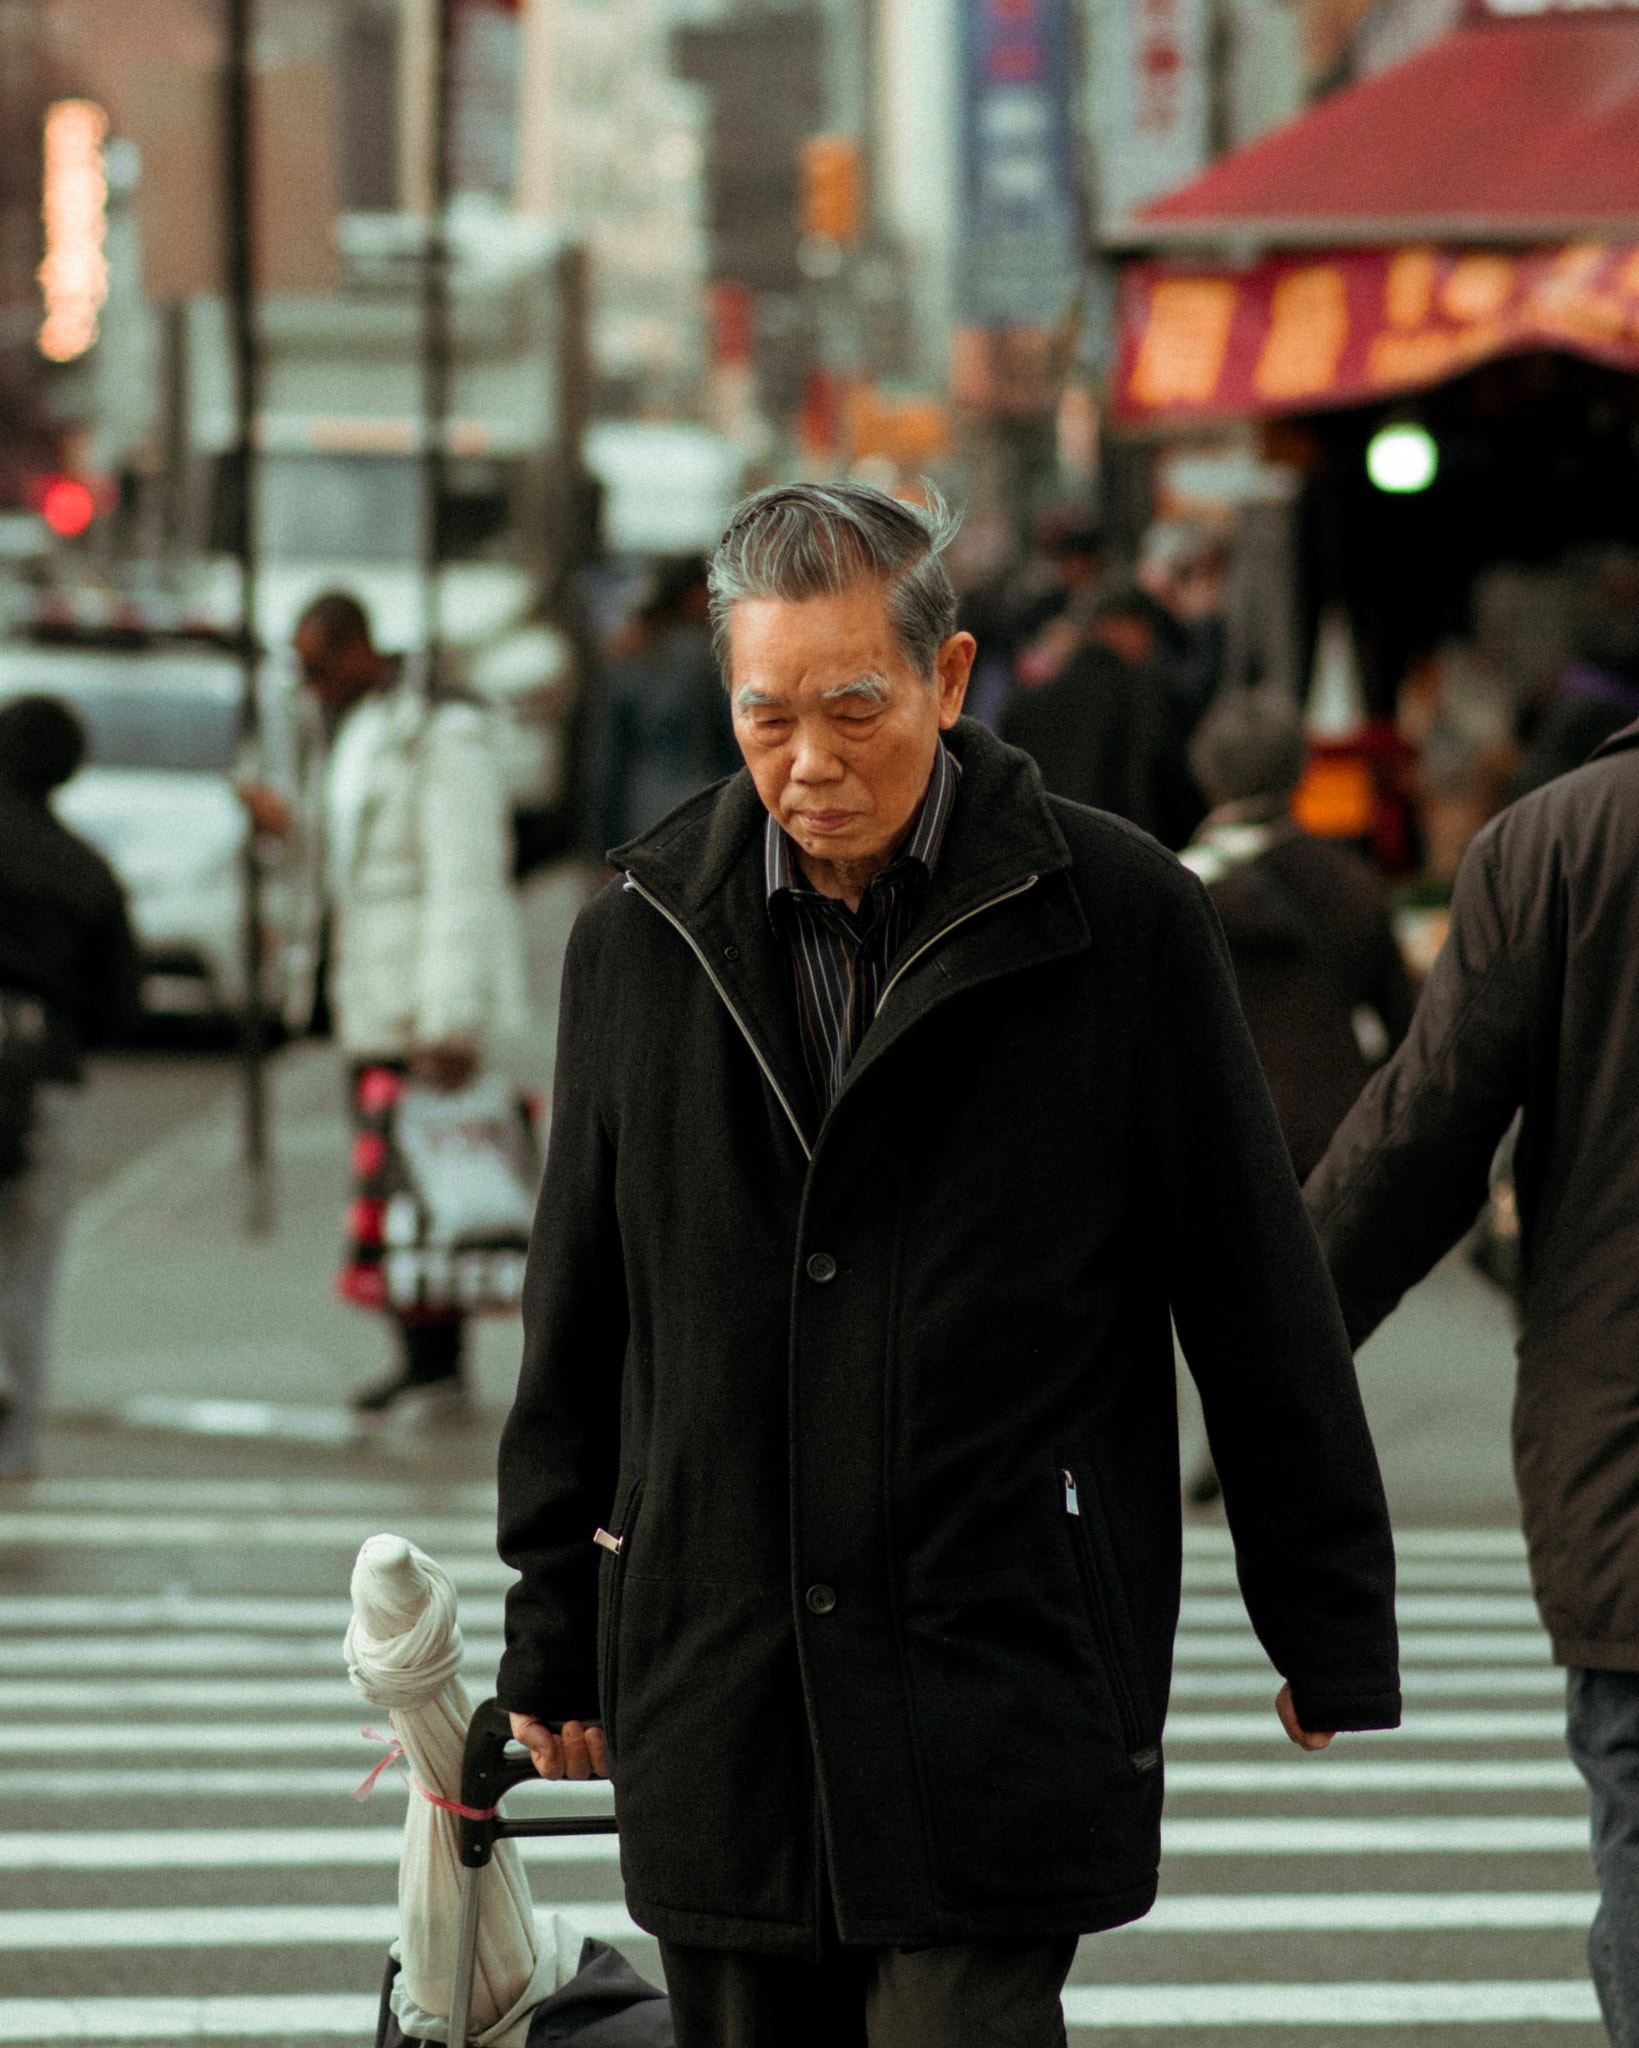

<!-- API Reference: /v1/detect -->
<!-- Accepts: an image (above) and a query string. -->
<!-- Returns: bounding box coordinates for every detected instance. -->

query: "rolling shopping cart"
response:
[375,1698,670,2048]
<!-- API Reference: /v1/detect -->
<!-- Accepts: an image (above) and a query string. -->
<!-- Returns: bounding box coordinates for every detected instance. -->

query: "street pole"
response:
[419,0,456,679]
[224,0,273,1235]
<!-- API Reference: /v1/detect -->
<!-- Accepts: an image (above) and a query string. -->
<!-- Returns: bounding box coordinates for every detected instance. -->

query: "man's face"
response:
[729,580,974,883]
[293,620,384,716]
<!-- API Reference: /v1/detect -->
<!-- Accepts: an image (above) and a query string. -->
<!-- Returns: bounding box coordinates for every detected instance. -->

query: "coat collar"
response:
[610,720,1088,1151]
[1590,714,1639,763]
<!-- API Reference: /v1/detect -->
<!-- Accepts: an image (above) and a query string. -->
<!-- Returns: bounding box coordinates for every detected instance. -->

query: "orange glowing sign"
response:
[1114,242,1639,423]
[38,100,109,365]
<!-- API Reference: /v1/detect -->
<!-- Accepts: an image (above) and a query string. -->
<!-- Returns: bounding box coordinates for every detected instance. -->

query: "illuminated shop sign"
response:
[37,99,109,364]
[1114,242,1639,423]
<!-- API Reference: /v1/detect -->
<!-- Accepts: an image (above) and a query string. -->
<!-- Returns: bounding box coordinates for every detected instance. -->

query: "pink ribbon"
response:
[354,1724,498,1821]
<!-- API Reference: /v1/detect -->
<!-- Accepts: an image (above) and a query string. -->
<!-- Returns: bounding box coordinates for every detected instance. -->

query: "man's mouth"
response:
[791,810,858,834]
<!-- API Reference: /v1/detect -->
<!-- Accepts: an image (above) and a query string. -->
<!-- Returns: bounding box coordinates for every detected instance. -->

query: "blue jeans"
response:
[1567,1668,1639,2046]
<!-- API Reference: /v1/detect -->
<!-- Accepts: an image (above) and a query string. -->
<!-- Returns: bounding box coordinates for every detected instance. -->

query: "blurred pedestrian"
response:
[591,556,737,850]
[0,696,138,1479]
[497,481,1399,2047]
[1184,692,1416,1183]
[292,593,527,1418]
[1000,630,1199,847]
[1305,712,1639,2046]
[1516,547,1639,797]
[1135,519,1230,724]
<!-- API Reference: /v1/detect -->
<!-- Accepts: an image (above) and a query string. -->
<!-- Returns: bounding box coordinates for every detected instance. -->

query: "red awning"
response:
[1120,12,1639,248]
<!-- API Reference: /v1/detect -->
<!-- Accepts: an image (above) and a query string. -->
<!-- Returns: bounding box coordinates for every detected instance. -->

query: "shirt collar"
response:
[764,737,959,903]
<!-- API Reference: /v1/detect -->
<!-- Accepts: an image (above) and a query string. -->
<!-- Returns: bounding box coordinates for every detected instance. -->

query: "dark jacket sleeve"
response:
[1305,825,1534,1350]
[495,903,628,1720]
[1143,872,1400,1733]
[82,870,142,1049]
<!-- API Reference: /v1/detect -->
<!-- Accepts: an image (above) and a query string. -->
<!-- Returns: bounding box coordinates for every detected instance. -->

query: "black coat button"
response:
[805,1584,836,1615]
[723,945,740,962]
[806,1252,837,1283]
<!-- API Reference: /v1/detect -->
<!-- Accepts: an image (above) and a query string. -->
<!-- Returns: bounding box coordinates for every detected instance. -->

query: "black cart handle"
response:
[457,1697,619,1868]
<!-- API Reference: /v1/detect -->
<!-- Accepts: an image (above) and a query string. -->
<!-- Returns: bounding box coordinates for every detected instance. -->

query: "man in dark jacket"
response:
[1183,690,1416,1183]
[1306,717,1639,2048]
[497,483,1400,2047]
[0,695,139,1478]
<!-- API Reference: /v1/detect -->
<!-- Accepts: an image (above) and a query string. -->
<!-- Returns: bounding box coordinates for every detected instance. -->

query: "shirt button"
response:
[806,1584,836,1615]
[723,945,740,962]
[806,1252,837,1283]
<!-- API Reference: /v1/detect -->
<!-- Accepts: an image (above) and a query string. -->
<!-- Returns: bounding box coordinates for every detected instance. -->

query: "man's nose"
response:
[789,723,845,782]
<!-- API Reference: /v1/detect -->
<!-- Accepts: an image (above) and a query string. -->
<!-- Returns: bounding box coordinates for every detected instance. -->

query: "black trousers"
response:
[659,1932,1077,2048]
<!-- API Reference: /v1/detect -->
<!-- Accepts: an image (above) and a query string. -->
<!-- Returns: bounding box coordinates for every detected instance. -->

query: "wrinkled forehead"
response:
[725,585,912,699]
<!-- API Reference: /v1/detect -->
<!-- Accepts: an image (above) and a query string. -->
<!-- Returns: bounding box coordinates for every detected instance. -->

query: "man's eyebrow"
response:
[734,687,780,712]
[822,675,890,705]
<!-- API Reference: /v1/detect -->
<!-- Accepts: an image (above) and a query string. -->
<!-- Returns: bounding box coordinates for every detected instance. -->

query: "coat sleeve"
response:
[1305,824,1534,1349]
[413,705,517,1045]
[495,903,627,1720]
[1141,871,1400,1734]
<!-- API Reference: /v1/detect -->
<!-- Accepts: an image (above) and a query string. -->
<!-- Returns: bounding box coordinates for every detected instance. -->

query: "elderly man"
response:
[497,483,1399,2047]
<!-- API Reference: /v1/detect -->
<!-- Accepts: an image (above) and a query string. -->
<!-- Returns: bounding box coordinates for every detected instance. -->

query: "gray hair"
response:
[708,482,960,683]
[1188,689,1307,805]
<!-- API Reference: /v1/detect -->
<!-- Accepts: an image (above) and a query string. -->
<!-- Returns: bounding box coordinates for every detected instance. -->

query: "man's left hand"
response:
[508,1714,609,1779]
[1276,1682,1334,1752]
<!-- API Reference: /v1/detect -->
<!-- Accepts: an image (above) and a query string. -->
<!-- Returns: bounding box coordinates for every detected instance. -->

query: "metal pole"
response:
[224,0,273,1235]
[446,1862,485,2048]
[419,0,456,678]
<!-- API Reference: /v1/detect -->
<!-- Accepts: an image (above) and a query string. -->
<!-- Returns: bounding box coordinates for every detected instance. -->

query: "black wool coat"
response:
[496,719,1399,1959]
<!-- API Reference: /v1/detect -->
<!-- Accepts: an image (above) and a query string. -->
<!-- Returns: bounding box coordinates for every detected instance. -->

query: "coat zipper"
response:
[624,876,814,1161]
[1062,1465,1158,1772]
[876,875,1040,1010]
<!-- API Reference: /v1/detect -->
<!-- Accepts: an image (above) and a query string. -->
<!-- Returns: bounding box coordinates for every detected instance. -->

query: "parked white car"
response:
[0,640,323,1026]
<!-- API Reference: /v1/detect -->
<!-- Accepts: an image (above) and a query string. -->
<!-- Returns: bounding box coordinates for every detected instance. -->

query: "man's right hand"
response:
[508,1713,609,1779]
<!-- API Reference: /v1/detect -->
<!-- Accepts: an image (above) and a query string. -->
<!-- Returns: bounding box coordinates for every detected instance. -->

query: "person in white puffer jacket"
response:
[293,592,528,1417]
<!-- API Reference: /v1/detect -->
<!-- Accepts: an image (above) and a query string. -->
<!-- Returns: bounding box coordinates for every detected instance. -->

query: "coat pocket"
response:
[1060,1465,1159,1774]
[597,1479,644,1764]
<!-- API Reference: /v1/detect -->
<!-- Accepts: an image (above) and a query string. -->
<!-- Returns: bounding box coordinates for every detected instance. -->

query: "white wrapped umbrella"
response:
[346,1534,584,2047]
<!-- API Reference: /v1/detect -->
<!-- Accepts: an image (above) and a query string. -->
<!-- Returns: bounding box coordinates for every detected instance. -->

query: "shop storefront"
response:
[1106,4,1639,888]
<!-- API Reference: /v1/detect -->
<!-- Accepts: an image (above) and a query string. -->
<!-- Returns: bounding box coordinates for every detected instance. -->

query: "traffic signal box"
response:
[799,134,863,245]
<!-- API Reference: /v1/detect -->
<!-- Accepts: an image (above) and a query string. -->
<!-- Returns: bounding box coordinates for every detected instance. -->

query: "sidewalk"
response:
[46,865,596,1449]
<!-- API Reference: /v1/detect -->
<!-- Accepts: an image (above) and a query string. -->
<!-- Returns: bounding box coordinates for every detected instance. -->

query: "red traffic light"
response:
[36,475,99,538]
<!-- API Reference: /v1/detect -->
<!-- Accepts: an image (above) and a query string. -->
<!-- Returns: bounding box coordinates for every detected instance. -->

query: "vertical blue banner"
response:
[958,0,1082,327]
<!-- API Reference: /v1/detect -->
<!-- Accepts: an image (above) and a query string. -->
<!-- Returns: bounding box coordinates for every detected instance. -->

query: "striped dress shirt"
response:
[765,739,959,1113]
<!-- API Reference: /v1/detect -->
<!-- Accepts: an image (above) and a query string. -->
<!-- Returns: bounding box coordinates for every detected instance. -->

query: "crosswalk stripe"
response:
[1162,1817,1588,1854]
[1183,1561,1533,1591]
[1182,1527,1529,1558]
[0,1771,613,1802]
[0,1893,1601,1952]
[1180,1595,1543,1626]
[6,1481,495,1512]
[0,1995,384,2040]
[0,1637,504,1672]
[1059,1980,1597,2026]
[1166,1760,1583,1792]
[0,1682,360,1711]
[0,1814,1585,1866]
[0,1517,501,1550]
[0,1901,641,1949]
[1172,1667,1567,1698]
[0,1984,1601,2040]
[0,1674,1571,1717]
[1165,1710,1566,1742]
[0,1708,1571,1754]
[1177,1631,1552,1664]
[0,1830,618,1871]
[0,1599,507,1629]
[1140,1891,1596,1932]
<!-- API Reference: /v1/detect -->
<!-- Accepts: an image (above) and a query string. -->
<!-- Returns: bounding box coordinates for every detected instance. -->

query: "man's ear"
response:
[936,632,977,728]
